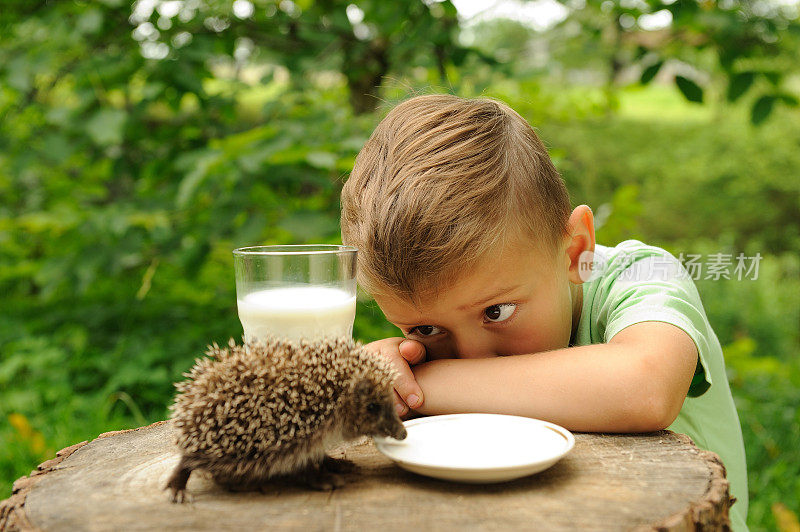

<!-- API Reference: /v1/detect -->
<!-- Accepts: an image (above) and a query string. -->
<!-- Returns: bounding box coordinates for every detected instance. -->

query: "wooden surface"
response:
[1,420,733,531]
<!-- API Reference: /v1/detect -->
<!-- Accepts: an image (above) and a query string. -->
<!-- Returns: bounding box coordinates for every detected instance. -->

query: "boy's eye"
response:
[484,303,517,323]
[410,325,442,337]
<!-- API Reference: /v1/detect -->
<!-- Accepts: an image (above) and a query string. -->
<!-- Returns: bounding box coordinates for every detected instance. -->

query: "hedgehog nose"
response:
[389,423,407,440]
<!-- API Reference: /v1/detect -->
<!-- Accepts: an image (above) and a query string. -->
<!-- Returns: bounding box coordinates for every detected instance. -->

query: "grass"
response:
[617,83,715,122]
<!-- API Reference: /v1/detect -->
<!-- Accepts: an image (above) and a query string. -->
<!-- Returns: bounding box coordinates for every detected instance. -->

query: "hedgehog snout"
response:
[380,411,407,440]
[388,421,407,440]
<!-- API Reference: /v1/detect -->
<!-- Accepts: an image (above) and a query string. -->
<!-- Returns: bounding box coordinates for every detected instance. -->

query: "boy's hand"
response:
[364,337,426,418]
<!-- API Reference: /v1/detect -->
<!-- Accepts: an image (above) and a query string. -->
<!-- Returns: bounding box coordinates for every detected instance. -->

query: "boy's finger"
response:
[393,389,407,416]
[399,339,426,365]
[380,347,424,410]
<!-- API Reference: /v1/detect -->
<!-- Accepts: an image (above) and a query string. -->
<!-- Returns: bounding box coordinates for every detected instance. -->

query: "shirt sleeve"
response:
[601,250,713,398]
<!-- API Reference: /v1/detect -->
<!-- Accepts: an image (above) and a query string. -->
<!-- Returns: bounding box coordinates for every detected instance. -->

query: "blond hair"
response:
[340,93,572,305]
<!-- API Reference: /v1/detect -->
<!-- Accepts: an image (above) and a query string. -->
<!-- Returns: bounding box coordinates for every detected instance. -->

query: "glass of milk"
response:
[232,245,357,343]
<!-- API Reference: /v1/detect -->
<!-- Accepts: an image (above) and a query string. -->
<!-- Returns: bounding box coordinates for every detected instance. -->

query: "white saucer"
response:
[373,413,574,483]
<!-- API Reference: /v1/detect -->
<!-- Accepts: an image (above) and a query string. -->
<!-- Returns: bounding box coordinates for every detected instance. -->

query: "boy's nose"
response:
[453,336,496,359]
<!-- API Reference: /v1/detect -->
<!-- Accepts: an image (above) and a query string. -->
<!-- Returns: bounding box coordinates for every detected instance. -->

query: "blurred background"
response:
[1,0,798,528]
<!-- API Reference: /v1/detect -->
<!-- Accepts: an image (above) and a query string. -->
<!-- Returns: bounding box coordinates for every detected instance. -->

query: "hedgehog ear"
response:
[352,377,372,397]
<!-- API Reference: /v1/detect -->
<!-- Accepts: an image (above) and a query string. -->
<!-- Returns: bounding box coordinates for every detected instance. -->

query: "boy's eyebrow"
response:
[457,284,523,311]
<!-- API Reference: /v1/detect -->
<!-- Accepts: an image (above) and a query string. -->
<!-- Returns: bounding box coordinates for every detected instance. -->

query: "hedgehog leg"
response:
[322,454,358,474]
[292,460,347,490]
[165,457,193,503]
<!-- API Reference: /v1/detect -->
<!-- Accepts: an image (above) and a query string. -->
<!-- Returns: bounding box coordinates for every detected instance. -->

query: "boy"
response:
[340,94,747,530]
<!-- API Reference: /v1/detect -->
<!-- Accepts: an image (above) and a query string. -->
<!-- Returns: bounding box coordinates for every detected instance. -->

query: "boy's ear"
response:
[565,205,596,284]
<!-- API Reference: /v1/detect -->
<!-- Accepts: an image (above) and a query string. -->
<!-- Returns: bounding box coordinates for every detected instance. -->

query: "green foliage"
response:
[727,72,756,103]
[751,95,776,125]
[640,60,663,85]
[705,252,800,529]
[542,86,800,256]
[594,184,645,244]
[546,0,800,123]
[675,75,703,103]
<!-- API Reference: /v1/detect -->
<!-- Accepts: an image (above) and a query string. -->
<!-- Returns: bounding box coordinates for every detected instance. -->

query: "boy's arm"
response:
[408,321,698,432]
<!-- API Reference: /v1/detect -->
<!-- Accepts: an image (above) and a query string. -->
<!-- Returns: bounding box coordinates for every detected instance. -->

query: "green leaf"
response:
[176,151,219,208]
[213,125,276,156]
[751,96,776,125]
[306,151,337,170]
[675,76,704,103]
[640,61,663,85]
[76,8,104,35]
[278,211,338,242]
[86,109,127,147]
[726,72,755,102]
[763,71,781,86]
[6,56,32,92]
[268,146,311,166]
[777,94,799,107]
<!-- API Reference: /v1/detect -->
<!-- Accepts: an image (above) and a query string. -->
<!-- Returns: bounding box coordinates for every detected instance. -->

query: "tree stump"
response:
[1,420,733,531]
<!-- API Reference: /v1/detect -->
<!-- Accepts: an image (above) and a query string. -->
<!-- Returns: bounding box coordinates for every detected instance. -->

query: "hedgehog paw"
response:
[165,459,193,503]
[294,465,346,490]
[169,488,192,504]
[322,455,358,474]
[308,471,346,490]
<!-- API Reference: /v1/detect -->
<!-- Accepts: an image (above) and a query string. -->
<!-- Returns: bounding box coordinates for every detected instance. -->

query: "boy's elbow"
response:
[630,390,683,432]
[623,350,688,432]
[640,403,680,432]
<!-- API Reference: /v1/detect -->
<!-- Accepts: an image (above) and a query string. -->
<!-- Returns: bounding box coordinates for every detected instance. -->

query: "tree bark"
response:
[343,37,389,115]
[1,420,734,531]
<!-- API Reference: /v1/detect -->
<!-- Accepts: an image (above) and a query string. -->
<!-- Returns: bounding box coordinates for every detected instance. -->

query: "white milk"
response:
[237,286,356,342]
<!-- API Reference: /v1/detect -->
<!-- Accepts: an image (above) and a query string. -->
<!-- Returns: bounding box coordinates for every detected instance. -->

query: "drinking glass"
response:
[232,245,358,343]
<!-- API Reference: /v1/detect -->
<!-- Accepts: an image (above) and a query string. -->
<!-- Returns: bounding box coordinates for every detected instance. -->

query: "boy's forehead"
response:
[375,240,560,319]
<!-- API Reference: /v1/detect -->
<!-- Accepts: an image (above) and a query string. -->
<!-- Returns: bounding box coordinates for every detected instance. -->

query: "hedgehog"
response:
[164,335,407,502]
